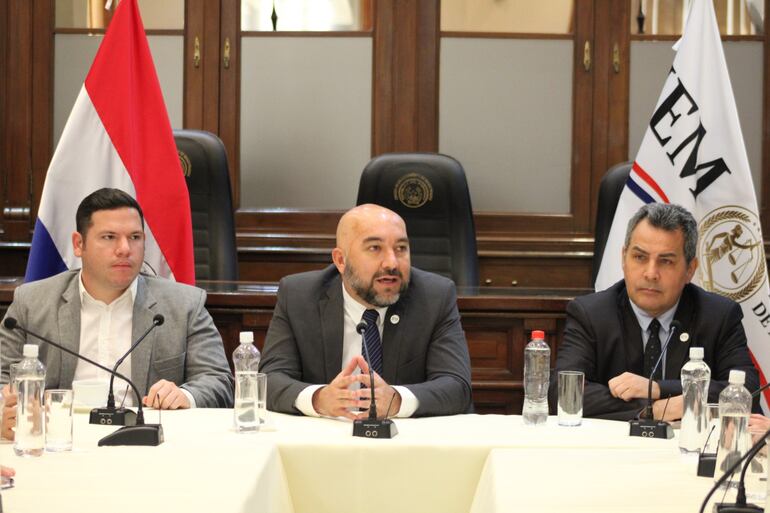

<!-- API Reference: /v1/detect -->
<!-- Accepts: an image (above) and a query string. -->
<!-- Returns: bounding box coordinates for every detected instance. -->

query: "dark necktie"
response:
[644,319,662,380]
[361,309,383,375]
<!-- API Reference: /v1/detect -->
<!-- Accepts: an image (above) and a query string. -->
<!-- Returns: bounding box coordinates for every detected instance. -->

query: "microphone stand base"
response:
[89,407,137,426]
[697,452,717,477]
[353,419,398,439]
[628,419,673,439]
[98,424,164,446]
[714,504,763,512]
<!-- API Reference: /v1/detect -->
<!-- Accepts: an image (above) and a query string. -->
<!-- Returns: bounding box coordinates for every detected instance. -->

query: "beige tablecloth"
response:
[0,410,725,513]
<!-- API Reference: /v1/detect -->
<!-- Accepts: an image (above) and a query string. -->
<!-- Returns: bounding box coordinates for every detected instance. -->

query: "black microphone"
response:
[90,314,164,427]
[3,317,163,447]
[352,319,397,439]
[629,320,684,439]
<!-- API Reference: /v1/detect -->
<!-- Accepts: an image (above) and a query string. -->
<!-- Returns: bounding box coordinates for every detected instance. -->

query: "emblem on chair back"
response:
[393,173,433,208]
[178,151,192,177]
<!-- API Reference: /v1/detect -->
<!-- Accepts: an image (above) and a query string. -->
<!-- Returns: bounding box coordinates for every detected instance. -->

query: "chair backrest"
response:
[174,129,239,282]
[356,153,479,287]
[592,161,632,285]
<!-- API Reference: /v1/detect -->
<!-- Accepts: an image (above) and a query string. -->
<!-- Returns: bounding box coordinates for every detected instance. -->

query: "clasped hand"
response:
[312,355,401,420]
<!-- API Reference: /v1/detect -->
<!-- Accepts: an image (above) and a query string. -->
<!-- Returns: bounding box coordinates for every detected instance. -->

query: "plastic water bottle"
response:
[714,370,752,487]
[14,344,46,457]
[523,330,550,425]
[233,332,261,433]
[679,347,711,454]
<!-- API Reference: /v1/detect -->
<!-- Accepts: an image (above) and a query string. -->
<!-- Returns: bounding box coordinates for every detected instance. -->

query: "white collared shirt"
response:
[74,272,138,406]
[294,283,419,418]
[73,273,196,408]
[628,299,679,380]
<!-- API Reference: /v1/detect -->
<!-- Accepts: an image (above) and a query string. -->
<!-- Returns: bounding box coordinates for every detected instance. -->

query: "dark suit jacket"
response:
[259,265,473,416]
[551,280,758,420]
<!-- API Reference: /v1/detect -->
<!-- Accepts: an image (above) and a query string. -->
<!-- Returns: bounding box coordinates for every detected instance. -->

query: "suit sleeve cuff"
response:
[657,379,682,399]
[294,385,324,417]
[392,386,419,418]
[180,388,197,409]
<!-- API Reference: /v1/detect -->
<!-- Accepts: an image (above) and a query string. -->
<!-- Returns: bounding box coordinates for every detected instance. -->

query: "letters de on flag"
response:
[595,0,770,408]
[25,0,194,285]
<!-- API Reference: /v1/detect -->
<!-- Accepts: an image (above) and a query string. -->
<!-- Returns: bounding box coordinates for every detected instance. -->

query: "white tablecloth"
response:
[0,410,727,513]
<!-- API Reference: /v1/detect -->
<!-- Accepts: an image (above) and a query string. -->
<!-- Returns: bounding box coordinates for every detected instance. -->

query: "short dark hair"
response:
[75,188,144,235]
[624,203,698,263]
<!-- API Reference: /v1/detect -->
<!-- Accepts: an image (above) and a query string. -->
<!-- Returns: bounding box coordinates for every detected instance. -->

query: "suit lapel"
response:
[382,295,407,384]
[57,276,82,388]
[619,289,645,375]
[665,285,695,379]
[131,276,158,396]
[319,274,344,382]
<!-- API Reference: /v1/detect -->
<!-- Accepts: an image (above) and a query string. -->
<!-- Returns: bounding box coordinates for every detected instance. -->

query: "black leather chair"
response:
[356,153,479,287]
[174,129,238,282]
[591,161,632,285]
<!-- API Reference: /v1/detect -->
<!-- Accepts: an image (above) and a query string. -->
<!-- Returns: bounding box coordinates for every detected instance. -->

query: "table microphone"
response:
[629,320,683,439]
[352,319,398,439]
[90,313,164,427]
[3,317,163,446]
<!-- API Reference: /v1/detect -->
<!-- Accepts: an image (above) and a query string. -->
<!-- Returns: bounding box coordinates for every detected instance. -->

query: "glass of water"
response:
[8,363,20,395]
[256,373,267,425]
[44,389,73,452]
[557,371,584,426]
[234,371,259,433]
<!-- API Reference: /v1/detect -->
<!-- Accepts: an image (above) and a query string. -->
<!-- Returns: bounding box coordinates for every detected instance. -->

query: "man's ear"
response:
[72,231,84,257]
[331,247,345,275]
[686,256,698,282]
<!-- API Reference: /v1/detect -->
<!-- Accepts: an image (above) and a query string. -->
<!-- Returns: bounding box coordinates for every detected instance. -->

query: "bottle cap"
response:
[239,331,254,344]
[22,344,38,358]
[729,369,746,385]
[531,330,545,339]
[689,347,704,360]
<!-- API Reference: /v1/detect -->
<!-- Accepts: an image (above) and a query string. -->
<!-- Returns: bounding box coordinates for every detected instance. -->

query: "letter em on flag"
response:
[25,0,194,285]
[595,0,770,410]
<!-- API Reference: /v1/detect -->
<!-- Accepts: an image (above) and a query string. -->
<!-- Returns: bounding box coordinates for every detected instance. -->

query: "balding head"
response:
[336,204,406,251]
[332,204,411,308]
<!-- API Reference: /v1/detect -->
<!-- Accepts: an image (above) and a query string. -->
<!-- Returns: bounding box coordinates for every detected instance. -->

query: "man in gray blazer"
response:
[260,204,473,419]
[1,188,233,437]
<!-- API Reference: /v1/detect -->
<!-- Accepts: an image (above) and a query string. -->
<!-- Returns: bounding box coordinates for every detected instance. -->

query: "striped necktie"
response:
[361,309,383,375]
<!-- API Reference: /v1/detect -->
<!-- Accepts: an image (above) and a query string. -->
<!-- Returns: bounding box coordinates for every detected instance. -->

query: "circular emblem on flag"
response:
[697,206,765,302]
[178,151,192,177]
[393,173,433,209]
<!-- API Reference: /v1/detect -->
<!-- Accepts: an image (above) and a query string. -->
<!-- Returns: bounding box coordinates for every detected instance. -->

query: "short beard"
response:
[344,262,408,307]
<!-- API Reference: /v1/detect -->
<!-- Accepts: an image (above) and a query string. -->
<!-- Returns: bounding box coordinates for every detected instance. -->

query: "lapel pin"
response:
[680,332,690,343]
[390,314,400,325]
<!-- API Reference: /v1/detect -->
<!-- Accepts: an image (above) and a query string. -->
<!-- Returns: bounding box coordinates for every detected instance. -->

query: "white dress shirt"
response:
[294,283,419,418]
[73,272,195,407]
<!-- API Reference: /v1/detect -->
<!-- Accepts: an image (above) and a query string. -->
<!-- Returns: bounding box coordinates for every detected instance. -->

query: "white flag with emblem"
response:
[595,0,770,409]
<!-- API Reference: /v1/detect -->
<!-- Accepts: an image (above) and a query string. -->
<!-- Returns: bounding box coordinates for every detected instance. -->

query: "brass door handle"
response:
[583,40,591,71]
[223,37,231,69]
[612,43,620,73]
[193,36,201,68]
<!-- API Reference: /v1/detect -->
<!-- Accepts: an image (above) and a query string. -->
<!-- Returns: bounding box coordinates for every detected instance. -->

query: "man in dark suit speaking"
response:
[260,204,473,419]
[553,203,757,421]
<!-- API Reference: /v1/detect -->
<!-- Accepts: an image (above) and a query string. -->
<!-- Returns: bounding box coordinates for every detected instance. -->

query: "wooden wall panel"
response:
[2,0,33,241]
[372,0,439,154]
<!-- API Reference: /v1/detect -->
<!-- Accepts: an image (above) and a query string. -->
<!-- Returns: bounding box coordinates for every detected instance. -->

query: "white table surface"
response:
[0,410,729,513]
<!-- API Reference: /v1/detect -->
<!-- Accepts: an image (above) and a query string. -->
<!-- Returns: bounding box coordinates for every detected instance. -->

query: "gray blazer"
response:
[1,270,234,408]
[259,265,473,417]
